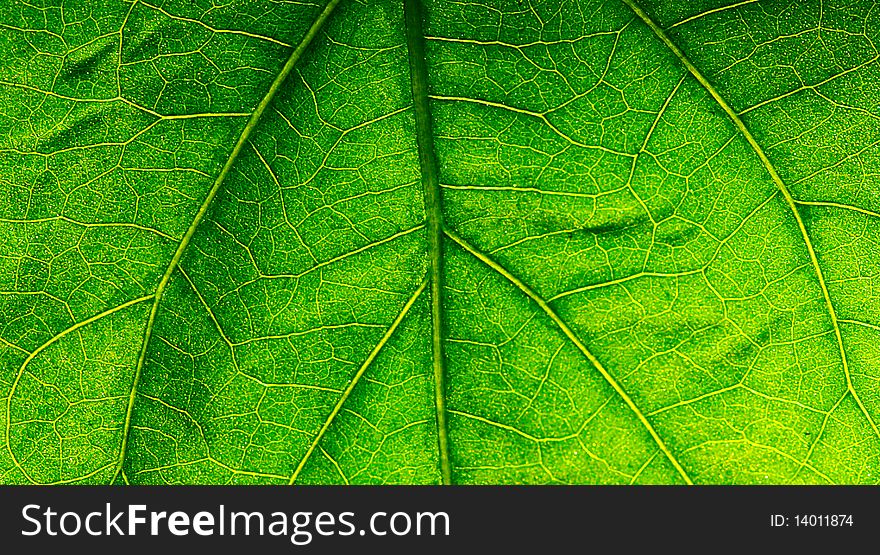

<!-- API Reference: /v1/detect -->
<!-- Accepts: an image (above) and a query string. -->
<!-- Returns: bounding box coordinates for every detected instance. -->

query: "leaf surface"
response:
[2,0,880,484]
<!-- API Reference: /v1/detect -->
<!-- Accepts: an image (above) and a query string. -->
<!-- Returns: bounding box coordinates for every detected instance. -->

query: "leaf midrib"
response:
[403,0,453,486]
[13,0,862,485]
[119,0,704,486]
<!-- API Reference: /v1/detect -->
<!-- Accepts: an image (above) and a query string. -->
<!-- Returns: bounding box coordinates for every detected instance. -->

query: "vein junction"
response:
[4,0,880,485]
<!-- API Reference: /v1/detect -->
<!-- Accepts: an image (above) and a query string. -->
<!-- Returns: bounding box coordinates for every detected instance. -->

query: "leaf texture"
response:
[1,0,880,484]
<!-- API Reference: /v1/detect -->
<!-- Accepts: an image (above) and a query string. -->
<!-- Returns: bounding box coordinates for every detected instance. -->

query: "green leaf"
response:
[2,0,879,485]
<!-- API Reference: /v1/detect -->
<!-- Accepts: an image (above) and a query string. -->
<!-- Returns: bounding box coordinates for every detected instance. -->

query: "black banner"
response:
[0,486,874,552]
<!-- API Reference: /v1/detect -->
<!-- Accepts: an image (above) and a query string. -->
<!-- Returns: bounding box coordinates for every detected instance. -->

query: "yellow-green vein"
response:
[621,0,880,441]
[289,277,428,484]
[5,294,154,484]
[444,228,694,485]
[110,0,344,483]
[404,0,452,485]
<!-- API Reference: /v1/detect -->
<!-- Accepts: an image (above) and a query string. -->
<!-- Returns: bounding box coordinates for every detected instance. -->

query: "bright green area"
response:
[1,0,879,484]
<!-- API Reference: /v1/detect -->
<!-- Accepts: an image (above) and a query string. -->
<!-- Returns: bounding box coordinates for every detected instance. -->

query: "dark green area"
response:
[1,0,879,484]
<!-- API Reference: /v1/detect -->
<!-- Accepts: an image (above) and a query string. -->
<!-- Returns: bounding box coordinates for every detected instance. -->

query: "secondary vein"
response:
[404,0,452,485]
[445,228,694,485]
[110,0,344,483]
[5,294,154,484]
[621,0,880,441]
[289,278,428,484]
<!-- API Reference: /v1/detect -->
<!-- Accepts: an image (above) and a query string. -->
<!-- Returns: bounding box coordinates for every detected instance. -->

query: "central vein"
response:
[403,0,452,485]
